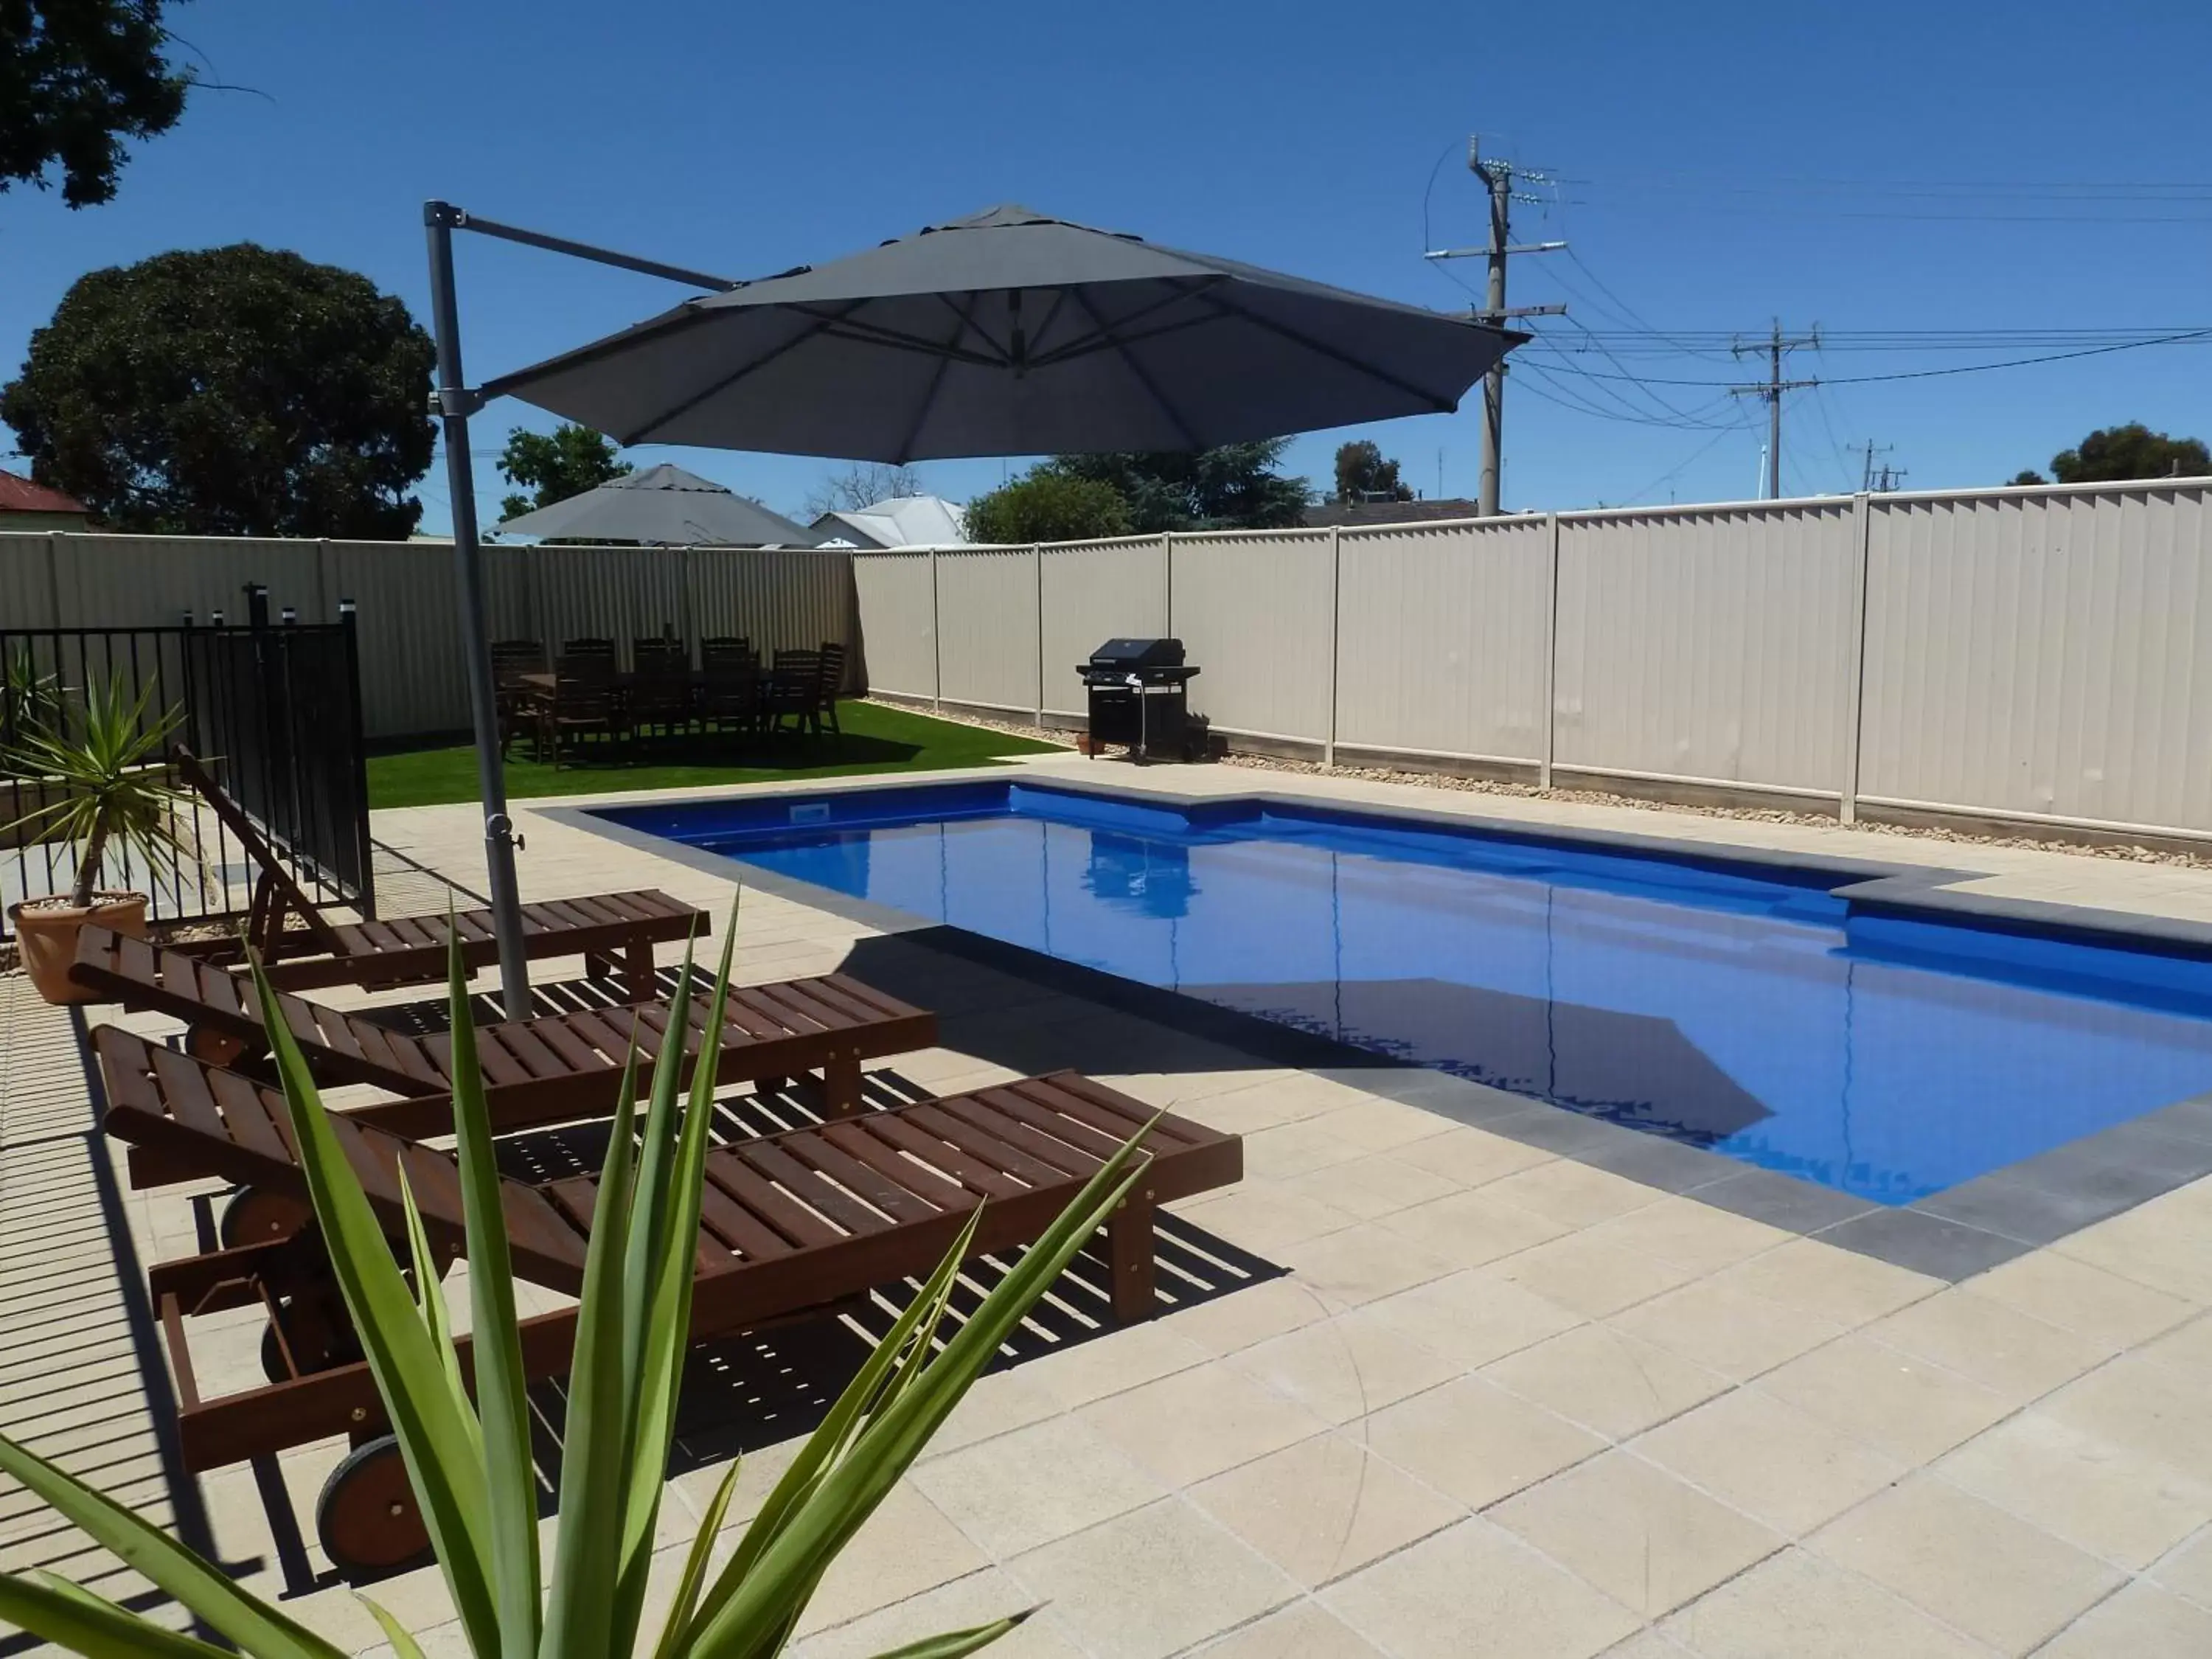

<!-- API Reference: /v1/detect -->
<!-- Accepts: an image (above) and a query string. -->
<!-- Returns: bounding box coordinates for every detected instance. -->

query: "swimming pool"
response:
[597,780,2212,1203]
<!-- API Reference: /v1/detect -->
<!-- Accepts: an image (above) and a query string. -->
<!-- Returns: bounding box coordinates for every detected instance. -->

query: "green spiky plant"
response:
[0,908,1155,1655]
[0,646,66,774]
[2,677,193,905]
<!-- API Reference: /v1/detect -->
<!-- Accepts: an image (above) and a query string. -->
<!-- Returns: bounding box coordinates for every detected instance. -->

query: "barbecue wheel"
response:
[316,1437,431,1582]
[219,1186,310,1250]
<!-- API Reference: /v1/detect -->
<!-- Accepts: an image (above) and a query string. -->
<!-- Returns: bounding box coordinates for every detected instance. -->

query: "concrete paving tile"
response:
[1189,1432,1463,1587]
[911,1416,1167,1558]
[1967,1248,2197,1348]
[1865,1287,2112,1405]
[1023,1321,1211,1411]
[1492,1450,1781,1618]
[1756,1334,2011,1462]
[792,1568,1082,1659]
[1363,1267,1586,1368]
[1935,1411,2212,1571]
[2139,1309,2212,1375]
[1481,1324,1731,1440]
[1658,1546,1989,1659]
[1287,1221,1461,1309]
[1161,1276,1331,1357]
[1280,1151,1463,1220]
[1170,1184,1361,1254]
[1323,1517,1641,1659]
[1399,1124,1558,1188]
[1078,1361,1328,1486]
[1607,1279,1848,1382]
[1227,1309,1459,1424]
[1361,1376,1604,1509]
[793,1485,990,1633]
[1632,1387,1909,1536]
[1239,1120,1373,1181]
[1481,1229,1698,1318]
[1188,1602,1388,1658]
[1375,1188,1571,1267]
[1688,1169,1877,1234]
[1304,1097,1462,1153]
[1009,1500,1297,1659]
[1812,1478,2123,1654]
[2043,1352,2212,1486]
[1579,1196,1795,1276]
[2053,1190,2212,1303]
[913,1367,1065,1461]
[2154,1525,2212,1608]
[1815,1206,2029,1281]
[2034,1581,2212,1659]
[1705,1236,1941,1327]
[1484,1159,1669,1229]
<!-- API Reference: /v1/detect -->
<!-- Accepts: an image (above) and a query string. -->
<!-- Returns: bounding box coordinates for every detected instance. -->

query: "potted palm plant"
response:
[4,678,193,1004]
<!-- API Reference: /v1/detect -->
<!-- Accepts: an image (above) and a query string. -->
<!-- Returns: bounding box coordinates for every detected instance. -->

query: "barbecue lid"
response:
[1088,637,1186,668]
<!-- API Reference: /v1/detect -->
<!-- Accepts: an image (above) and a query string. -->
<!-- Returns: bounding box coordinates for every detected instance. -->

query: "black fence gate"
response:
[1,588,374,941]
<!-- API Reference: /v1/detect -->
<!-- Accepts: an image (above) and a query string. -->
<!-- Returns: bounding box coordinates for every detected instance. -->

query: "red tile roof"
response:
[0,470,88,515]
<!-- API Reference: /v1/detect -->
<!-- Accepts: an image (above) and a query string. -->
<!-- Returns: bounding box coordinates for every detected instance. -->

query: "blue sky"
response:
[6,0,2210,530]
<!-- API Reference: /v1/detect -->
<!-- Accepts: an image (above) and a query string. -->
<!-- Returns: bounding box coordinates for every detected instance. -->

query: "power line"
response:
[1495,327,2212,388]
[1612,417,1758,507]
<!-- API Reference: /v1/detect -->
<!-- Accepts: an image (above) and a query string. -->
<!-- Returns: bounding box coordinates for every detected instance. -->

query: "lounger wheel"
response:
[219,1186,311,1250]
[316,1436,432,1582]
[260,1291,363,1383]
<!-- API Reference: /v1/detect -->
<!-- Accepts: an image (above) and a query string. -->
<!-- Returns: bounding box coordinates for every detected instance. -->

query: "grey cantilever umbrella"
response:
[493,462,812,545]
[482,205,1523,461]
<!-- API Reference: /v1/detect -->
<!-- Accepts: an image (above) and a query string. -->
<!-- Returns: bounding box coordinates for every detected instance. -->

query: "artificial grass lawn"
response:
[367,700,1063,810]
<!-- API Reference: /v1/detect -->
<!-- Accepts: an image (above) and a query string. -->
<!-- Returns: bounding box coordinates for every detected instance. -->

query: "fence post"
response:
[1324,526,1341,767]
[1161,532,1174,633]
[314,538,333,620]
[1540,512,1560,790]
[1033,542,1046,725]
[929,546,942,712]
[338,597,377,916]
[44,530,63,626]
[1840,491,1874,824]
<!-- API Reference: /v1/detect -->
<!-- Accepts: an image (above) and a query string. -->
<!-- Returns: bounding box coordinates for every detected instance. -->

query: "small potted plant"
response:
[4,678,193,1004]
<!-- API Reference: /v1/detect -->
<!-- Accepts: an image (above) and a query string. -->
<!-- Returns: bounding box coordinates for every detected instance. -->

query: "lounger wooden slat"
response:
[737,1141,893,1239]
[706,1158,844,1251]
[1043,1073,1206,1149]
[116,934,160,988]
[325,1115,403,1208]
[74,925,935,1149]
[146,1046,227,1140]
[692,1174,794,1265]
[867,1113,1029,1201]
[207,1069,294,1164]
[782,1135,939,1225]
[905,1102,1071,1189]
[981,1085,1128,1164]
[165,742,708,1000]
[106,1029,1243,1557]
[933,1094,1096,1179]
[738,983,835,1038]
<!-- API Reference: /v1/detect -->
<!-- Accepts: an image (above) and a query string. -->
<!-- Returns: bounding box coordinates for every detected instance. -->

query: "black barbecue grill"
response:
[1079,638,1207,763]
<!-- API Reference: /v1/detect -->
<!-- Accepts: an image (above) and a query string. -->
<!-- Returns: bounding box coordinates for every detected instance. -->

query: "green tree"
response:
[2032,424,2211,486]
[1332,439,1412,503]
[964,470,1132,543]
[2008,470,2048,487]
[0,244,435,538]
[496,423,632,520]
[1042,440,1311,533]
[1,0,190,207]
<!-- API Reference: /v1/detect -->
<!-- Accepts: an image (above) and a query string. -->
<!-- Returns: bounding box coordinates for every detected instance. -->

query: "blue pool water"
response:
[599,782,2212,1203]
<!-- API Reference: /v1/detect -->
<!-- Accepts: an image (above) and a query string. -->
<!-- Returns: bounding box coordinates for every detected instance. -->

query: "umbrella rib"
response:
[1068,287,1203,451]
[1025,278,1222,369]
[791,305,1009,368]
[894,292,987,464]
[1029,308,1221,369]
[1189,291,1461,414]
[618,304,866,445]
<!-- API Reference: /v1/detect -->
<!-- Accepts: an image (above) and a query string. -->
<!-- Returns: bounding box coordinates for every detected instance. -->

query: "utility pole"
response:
[1729,320,1820,498]
[1848,439,1894,493]
[1425,137,1567,516]
[1874,462,1907,493]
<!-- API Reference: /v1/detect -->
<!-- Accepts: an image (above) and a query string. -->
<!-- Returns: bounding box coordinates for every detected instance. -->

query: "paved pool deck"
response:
[5,754,2212,1657]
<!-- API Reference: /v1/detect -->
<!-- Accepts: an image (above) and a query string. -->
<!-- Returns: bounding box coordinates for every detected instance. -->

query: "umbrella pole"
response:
[424,201,532,1020]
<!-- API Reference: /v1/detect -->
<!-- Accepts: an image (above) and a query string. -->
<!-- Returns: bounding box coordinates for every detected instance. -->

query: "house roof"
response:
[810,495,968,548]
[1303,498,1484,529]
[0,470,88,515]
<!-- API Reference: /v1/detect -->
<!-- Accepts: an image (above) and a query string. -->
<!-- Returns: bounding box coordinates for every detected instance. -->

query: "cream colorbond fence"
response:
[1,532,858,740]
[856,479,2212,842]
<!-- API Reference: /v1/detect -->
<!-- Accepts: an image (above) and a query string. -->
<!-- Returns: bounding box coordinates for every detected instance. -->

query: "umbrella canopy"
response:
[483,206,1523,462]
[492,462,813,545]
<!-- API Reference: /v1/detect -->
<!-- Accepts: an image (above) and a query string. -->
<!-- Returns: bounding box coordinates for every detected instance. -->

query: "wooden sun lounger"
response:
[169,745,706,997]
[73,925,936,1163]
[94,1027,1243,1576]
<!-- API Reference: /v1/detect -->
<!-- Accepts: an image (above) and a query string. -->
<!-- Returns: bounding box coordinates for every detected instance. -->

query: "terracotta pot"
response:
[8,892,147,1005]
